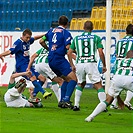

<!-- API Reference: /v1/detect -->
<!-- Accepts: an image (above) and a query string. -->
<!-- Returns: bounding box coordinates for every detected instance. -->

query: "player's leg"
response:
[85,94,114,122]
[73,82,86,111]
[124,90,133,110]
[73,63,85,111]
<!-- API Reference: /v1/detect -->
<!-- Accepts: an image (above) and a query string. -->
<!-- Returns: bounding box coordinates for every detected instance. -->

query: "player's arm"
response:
[34,34,45,40]
[10,71,32,84]
[67,48,76,72]
[27,53,38,71]
[98,48,107,73]
[0,50,12,62]
[39,36,49,50]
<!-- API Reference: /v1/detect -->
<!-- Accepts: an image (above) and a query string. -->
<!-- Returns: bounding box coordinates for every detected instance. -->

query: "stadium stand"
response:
[0,0,94,31]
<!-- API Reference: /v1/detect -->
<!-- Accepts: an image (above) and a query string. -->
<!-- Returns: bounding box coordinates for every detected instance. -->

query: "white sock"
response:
[51,84,59,102]
[124,90,133,103]
[90,102,107,118]
[98,92,106,102]
[74,89,82,107]
[58,87,61,102]
[111,98,117,106]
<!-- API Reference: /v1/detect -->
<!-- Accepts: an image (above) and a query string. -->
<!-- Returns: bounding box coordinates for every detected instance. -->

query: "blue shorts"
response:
[16,63,40,80]
[48,56,72,77]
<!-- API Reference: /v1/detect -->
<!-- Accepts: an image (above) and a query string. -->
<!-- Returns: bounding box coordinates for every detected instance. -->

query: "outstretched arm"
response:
[27,53,38,71]
[9,71,32,84]
[39,36,49,50]
[34,34,45,40]
[0,50,12,62]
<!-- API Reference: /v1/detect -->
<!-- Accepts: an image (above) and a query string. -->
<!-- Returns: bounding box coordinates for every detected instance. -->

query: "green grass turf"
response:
[0,87,133,133]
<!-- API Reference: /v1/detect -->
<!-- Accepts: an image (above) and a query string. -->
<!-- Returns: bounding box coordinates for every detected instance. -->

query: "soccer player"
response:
[110,24,133,110]
[40,15,77,108]
[67,20,107,111]
[27,44,63,102]
[4,77,34,107]
[85,50,133,122]
[0,28,52,100]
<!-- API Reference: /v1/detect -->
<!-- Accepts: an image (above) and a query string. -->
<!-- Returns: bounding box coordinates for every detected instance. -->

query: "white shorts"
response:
[108,75,133,98]
[76,63,101,84]
[35,62,57,80]
[4,94,30,107]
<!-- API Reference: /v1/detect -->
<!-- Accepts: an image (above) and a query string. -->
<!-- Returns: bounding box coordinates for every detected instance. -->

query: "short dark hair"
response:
[126,24,133,36]
[23,28,32,36]
[84,21,93,31]
[58,15,68,26]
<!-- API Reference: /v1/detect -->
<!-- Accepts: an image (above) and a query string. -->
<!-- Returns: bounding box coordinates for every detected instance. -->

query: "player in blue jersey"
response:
[40,15,77,108]
[0,28,52,100]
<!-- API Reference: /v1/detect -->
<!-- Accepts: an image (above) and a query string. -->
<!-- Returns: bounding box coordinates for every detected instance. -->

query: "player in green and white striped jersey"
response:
[27,43,63,102]
[110,24,133,110]
[85,50,133,122]
[67,21,107,111]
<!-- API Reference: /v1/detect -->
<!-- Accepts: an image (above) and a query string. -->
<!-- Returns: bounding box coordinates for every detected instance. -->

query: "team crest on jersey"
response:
[23,45,27,50]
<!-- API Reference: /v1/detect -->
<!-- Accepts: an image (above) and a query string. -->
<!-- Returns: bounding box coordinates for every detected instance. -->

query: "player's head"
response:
[126,24,133,36]
[84,21,93,32]
[58,15,68,28]
[15,78,27,89]
[22,28,32,42]
[126,50,133,58]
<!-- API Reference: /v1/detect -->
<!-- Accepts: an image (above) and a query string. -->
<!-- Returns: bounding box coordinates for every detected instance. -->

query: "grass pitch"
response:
[0,87,133,133]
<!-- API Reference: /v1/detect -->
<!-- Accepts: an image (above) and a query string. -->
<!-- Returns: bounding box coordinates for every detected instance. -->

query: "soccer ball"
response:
[33,102,43,108]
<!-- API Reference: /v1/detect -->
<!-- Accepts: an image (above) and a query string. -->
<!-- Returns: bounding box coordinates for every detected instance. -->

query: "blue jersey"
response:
[10,37,34,68]
[45,26,72,77]
[45,26,72,61]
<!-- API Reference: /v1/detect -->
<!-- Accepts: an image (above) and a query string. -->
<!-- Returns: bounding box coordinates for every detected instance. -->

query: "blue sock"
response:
[38,80,44,86]
[32,80,45,96]
[60,81,68,101]
[63,80,77,102]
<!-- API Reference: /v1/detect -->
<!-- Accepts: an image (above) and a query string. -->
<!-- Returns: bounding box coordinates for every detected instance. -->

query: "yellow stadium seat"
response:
[93,19,100,30]
[112,19,120,30]
[119,19,127,30]
[115,8,123,18]
[98,6,106,19]
[70,18,77,30]
[112,7,117,18]
[76,18,83,30]
[90,6,99,19]
[99,19,106,30]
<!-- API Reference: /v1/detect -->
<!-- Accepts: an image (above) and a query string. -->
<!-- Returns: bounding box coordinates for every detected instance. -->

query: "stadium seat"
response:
[98,6,106,19]
[112,19,120,30]
[76,18,83,30]
[90,6,99,19]
[112,7,117,18]
[99,19,106,30]
[94,19,100,30]
[70,18,77,30]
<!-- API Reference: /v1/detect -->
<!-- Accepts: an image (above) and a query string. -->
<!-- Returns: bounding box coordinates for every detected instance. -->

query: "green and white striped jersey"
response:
[115,58,133,76]
[35,48,48,64]
[115,35,133,73]
[116,35,133,58]
[70,32,103,63]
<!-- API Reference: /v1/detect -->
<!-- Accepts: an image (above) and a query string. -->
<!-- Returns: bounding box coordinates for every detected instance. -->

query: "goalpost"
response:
[105,0,112,93]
